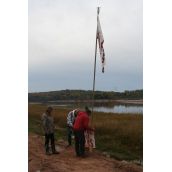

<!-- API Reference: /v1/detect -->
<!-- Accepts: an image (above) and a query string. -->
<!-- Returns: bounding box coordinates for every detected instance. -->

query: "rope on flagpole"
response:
[91,7,99,125]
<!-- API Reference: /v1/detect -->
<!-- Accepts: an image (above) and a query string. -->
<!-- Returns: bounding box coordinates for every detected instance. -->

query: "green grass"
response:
[28,104,143,161]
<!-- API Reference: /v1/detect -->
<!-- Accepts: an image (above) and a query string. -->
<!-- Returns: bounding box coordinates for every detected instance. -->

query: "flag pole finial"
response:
[97,7,100,15]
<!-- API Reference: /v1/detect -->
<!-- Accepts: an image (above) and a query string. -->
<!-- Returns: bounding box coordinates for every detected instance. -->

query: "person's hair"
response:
[46,106,53,113]
[74,109,79,117]
[85,106,91,115]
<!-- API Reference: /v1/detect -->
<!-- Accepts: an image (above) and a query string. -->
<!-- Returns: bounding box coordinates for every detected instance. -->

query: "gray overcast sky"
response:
[28,0,143,93]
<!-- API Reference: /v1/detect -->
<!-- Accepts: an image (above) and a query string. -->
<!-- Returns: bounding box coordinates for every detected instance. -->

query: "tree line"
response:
[28,89,143,102]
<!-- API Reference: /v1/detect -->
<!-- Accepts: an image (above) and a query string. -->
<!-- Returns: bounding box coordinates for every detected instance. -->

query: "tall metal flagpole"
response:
[91,7,99,123]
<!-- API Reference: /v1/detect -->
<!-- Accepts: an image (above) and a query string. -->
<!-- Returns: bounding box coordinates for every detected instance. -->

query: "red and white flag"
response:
[97,10,105,73]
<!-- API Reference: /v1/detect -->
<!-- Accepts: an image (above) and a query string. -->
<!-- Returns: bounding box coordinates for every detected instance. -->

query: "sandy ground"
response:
[29,134,142,172]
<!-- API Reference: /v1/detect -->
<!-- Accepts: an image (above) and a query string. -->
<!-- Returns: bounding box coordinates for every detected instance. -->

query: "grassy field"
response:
[28,104,143,161]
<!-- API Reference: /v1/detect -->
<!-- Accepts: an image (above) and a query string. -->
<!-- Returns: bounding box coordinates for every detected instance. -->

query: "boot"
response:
[52,144,60,154]
[45,145,51,155]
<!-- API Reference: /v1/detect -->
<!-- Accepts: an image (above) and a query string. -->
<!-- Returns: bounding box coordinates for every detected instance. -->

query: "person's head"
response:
[46,106,53,115]
[74,109,79,117]
[85,106,91,116]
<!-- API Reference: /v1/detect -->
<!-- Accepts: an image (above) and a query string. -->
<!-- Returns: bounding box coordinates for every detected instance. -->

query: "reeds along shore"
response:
[28,104,143,161]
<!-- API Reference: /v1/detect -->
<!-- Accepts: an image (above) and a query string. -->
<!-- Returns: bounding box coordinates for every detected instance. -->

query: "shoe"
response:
[46,152,51,155]
[52,151,60,154]
[66,144,71,148]
[80,154,88,158]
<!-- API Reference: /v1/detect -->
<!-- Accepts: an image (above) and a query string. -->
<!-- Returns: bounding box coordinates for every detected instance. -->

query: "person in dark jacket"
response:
[73,107,91,157]
[41,107,59,155]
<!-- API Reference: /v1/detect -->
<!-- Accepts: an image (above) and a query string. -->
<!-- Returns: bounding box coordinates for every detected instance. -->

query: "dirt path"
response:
[29,134,142,172]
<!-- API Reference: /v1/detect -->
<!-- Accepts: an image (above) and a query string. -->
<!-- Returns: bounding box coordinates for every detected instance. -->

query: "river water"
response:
[93,105,143,114]
[30,101,143,114]
[46,102,143,114]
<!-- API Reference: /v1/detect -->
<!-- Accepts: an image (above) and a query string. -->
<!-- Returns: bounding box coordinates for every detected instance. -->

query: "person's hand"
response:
[88,127,95,132]
[91,127,95,131]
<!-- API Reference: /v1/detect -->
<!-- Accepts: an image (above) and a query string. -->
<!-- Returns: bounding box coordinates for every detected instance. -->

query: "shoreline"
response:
[29,99,143,105]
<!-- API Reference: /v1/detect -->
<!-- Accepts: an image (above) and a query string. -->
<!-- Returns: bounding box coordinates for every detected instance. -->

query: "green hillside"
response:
[28,89,143,102]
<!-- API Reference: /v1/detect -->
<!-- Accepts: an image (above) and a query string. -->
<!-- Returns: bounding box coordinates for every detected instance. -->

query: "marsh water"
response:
[30,100,143,114]
[93,105,143,114]
[46,101,143,114]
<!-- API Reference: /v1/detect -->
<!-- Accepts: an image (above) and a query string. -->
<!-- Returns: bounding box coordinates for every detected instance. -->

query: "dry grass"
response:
[28,104,143,161]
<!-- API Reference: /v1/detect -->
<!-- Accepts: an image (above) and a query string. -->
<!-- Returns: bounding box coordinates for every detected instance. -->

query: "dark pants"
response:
[45,133,56,153]
[67,126,73,145]
[74,130,85,156]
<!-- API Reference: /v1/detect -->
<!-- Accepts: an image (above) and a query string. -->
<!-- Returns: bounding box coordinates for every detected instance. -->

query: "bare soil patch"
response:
[29,134,142,172]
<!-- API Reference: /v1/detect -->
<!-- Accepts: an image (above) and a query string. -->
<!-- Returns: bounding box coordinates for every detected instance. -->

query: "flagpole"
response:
[91,7,99,123]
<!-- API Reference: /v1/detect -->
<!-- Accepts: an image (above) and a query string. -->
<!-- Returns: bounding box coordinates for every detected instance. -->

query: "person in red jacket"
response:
[73,107,91,157]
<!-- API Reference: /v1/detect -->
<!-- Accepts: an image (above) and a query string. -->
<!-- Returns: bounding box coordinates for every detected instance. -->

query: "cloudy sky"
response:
[28,0,142,93]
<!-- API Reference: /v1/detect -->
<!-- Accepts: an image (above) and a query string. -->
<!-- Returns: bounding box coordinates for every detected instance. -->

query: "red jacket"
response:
[73,111,89,131]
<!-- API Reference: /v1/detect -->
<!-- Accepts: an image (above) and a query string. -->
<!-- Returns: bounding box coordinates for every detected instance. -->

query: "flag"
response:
[97,9,105,73]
